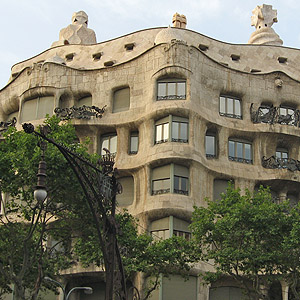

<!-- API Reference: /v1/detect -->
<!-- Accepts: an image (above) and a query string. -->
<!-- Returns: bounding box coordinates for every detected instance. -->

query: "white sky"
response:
[1,0,300,89]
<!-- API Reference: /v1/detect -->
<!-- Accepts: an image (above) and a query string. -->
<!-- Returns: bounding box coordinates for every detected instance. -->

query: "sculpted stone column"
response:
[248,4,283,46]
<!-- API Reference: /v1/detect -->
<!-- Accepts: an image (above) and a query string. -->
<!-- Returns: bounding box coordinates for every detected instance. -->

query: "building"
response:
[0,5,298,300]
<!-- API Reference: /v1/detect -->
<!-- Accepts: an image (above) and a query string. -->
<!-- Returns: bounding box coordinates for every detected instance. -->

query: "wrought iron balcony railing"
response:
[250,104,300,126]
[262,155,300,172]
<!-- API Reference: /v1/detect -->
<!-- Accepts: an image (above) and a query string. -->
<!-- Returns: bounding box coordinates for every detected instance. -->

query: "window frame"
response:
[151,163,189,196]
[100,133,117,156]
[205,132,217,158]
[129,131,139,155]
[155,115,188,144]
[157,78,186,101]
[113,87,130,113]
[279,105,295,125]
[228,139,253,164]
[219,95,242,119]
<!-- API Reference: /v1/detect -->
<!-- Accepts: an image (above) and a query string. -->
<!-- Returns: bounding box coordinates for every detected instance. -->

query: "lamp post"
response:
[44,277,93,300]
[23,122,128,300]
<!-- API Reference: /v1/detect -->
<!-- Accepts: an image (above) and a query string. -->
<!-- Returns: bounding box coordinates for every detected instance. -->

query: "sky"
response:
[1,0,300,89]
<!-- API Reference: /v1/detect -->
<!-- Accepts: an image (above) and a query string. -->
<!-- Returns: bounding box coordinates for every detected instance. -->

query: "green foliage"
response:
[0,116,90,300]
[190,183,300,300]
[74,210,197,299]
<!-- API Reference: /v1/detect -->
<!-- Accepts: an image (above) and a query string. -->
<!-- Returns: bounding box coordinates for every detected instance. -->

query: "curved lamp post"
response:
[44,277,93,300]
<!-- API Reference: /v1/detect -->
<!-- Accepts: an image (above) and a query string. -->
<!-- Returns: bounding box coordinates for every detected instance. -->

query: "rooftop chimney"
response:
[172,13,187,29]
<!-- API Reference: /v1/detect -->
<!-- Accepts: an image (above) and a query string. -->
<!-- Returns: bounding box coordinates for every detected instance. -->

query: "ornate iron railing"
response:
[157,94,186,100]
[229,156,253,164]
[54,105,106,120]
[0,117,17,135]
[250,104,300,126]
[262,156,300,172]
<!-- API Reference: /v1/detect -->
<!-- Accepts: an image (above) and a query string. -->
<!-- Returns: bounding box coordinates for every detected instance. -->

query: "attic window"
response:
[65,53,74,61]
[231,54,240,61]
[92,52,102,61]
[199,44,209,51]
[125,43,135,51]
[104,60,115,67]
[278,57,287,64]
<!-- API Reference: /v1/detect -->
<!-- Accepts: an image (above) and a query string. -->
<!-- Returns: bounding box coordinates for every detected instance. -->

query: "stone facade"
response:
[0,7,298,300]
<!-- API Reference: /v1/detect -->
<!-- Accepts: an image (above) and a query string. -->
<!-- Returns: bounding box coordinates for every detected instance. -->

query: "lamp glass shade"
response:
[34,189,47,201]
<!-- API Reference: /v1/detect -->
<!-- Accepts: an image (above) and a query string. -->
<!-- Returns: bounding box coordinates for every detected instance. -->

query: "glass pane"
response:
[279,107,287,115]
[288,109,294,115]
[236,142,243,159]
[177,82,186,97]
[244,143,252,160]
[156,124,162,142]
[229,141,235,157]
[234,99,241,116]
[220,97,226,113]
[130,135,138,152]
[172,122,179,140]
[110,135,117,153]
[276,151,281,159]
[22,99,37,122]
[101,138,109,155]
[181,177,188,192]
[282,152,288,159]
[174,176,179,191]
[157,83,166,98]
[206,135,215,155]
[180,122,188,140]
[167,82,176,97]
[37,96,54,119]
[227,98,233,114]
[163,123,169,140]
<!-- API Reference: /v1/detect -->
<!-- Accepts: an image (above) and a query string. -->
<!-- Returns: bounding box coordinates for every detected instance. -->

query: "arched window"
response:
[219,95,242,119]
[113,87,130,113]
[21,96,54,122]
[206,131,217,158]
[100,133,117,155]
[155,116,188,144]
[77,95,92,107]
[157,78,186,100]
[228,139,252,164]
[152,164,189,196]
[116,176,134,206]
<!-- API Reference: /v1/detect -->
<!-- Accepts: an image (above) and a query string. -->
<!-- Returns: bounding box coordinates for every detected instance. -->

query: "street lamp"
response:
[44,277,93,300]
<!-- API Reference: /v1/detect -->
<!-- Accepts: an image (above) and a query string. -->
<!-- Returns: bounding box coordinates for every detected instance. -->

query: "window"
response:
[219,96,242,119]
[276,147,288,163]
[213,179,232,201]
[21,96,54,122]
[228,139,252,164]
[100,133,117,155]
[279,106,295,125]
[150,216,190,241]
[116,176,134,206]
[77,95,92,107]
[6,110,18,122]
[129,132,138,154]
[152,164,189,195]
[157,79,186,100]
[209,287,244,300]
[206,132,216,158]
[155,116,188,144]
[113,87,130,113]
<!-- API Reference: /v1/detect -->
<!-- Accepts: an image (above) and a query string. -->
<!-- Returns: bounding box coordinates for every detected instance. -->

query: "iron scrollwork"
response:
[262,155,300,172]
[54,105,106,120]
[250,104,300,127]
[0,117,17,135]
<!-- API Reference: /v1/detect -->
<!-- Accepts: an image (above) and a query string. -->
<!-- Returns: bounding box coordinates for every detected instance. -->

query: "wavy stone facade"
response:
[1,10,299,300]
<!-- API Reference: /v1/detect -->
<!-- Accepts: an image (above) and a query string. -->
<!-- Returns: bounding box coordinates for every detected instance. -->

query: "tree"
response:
[0,116,196,300]
[0,116,88,300]
[190,183,300,300]
[74,210,197,300]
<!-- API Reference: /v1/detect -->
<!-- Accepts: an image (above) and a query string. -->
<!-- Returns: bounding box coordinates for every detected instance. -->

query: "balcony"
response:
[262,156,300,172]
[250,104,300,126]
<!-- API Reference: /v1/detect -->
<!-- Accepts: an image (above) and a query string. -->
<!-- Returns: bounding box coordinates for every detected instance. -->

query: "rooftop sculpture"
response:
[248,4,283,46]
[51,11,97,47]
